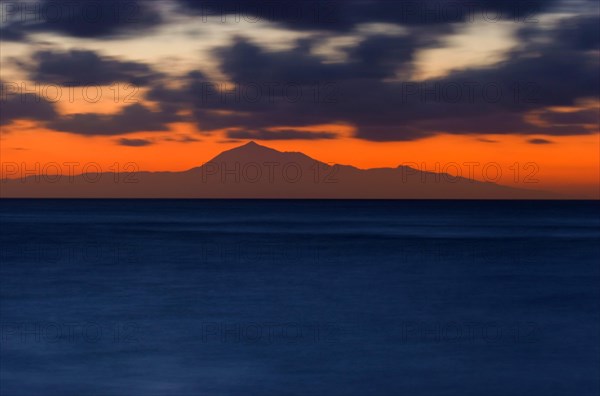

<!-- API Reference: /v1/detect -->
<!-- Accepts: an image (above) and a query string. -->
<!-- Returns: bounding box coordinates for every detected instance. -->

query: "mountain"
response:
[0,141,556,199]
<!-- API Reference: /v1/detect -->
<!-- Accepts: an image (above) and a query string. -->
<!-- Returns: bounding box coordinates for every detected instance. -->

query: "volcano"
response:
[0,141,556,199]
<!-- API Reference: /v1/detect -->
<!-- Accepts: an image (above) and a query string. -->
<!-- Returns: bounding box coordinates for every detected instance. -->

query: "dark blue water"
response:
[1,200,599,396]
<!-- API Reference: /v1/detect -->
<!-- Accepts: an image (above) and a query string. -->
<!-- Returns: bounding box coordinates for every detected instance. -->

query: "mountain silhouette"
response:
[199,141,317,168]
[1,141,556,198]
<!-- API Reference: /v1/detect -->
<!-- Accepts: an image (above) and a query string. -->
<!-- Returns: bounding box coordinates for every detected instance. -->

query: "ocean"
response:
[1,200,599,395]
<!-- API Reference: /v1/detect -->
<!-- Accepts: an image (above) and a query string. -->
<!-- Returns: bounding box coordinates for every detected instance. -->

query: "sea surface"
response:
[0,200,599,396]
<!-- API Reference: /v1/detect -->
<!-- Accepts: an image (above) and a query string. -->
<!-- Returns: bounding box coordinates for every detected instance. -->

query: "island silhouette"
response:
[1,141,554,199]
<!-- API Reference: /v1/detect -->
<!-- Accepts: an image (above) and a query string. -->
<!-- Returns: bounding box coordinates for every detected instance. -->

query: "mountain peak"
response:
[229,140,278,154]
[209,140,283,162]
[207,140,321,165]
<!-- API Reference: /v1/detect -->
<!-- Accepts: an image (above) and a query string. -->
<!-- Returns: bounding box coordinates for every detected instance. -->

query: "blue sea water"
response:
[0,200,599,396]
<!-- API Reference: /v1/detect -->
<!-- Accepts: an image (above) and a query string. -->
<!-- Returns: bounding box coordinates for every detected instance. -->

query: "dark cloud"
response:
[0,0,575,42]
[176,0,561,31]
[0,81,58,126]
[215,37,354,83]
[47,104,178,135]
[520,14,600,51]
[527,138,554,144]
[116,138,154,147]
[0,23,28,42]
[215,34,420,84]
[554,15,600,50]
[148,18,599,141]
[149,36,423,133]
[5,1,595,142]
[538,109,599,126]
[381,111,592,141]
[227,129,337,140]
[25,49,159,86]
[2,0,161,40]
[163,135,202,143]
[0,79,181,135]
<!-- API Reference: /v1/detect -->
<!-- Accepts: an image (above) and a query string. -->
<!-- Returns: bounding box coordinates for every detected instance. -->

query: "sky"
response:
[1,0,599,198]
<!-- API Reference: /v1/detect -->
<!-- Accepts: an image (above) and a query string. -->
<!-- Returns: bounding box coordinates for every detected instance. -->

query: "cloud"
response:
[5,1,597,143]
[2,0,162,40]
[147,16,599,141]
[519,14,600,51]
[538,109,599,126]
[527,138,554,144]
[559,15,600,51]
[0,24,29,42]
[47,103,178,135]
[116,138,154,147]
[175,0,561,31]
[25,49,159,86]
[0,81,58,126]
[216,35,419,84]
[163,135,202,143]
[148,36,424,133]
[227,129,337,140]
[1,0,564,44]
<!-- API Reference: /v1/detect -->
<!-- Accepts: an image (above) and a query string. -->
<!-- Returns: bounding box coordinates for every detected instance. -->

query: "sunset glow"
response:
[1,0,599,198]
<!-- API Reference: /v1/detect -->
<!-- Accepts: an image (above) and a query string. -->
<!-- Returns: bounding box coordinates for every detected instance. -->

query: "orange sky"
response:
[2,120,598,198]
[1,9,598,199]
